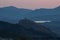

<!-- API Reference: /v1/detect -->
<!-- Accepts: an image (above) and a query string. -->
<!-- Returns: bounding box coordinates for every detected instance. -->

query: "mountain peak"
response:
[6,6,16,8]
[54,6,60,10]
[1,6,17,9]
[18,19,56,34]
[18,18,34,25]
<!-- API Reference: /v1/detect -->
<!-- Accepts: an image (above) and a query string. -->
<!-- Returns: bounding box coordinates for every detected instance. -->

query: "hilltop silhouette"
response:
[0,19,59,40]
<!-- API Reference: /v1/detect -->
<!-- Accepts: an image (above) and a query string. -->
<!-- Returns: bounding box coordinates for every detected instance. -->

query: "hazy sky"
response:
[0,0,60,9]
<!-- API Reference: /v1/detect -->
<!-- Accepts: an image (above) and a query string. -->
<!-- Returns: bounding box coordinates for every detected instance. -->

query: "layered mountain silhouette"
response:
[0,6,60,23]
[0,19,59,40]
[0,6,60,39]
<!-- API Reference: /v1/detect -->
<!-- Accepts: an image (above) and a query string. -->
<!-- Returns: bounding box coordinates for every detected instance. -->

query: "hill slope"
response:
[0,19,58,40]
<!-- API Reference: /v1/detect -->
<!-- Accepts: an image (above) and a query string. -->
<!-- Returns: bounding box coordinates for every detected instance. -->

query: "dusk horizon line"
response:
[0,6,60,10]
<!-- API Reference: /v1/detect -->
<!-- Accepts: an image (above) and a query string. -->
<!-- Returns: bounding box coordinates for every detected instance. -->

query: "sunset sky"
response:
[0,0,60,9]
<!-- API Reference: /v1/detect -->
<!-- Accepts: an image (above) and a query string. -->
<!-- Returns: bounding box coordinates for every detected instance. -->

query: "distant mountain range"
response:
[0,19,58,40]
[0,6,60,23]
[0,6,60,37]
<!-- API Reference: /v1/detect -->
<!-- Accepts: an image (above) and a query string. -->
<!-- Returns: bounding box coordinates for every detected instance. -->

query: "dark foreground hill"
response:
[0,19,59,40]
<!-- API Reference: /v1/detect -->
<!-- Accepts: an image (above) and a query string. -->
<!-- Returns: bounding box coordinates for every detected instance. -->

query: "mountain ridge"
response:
[0,6,60,23]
